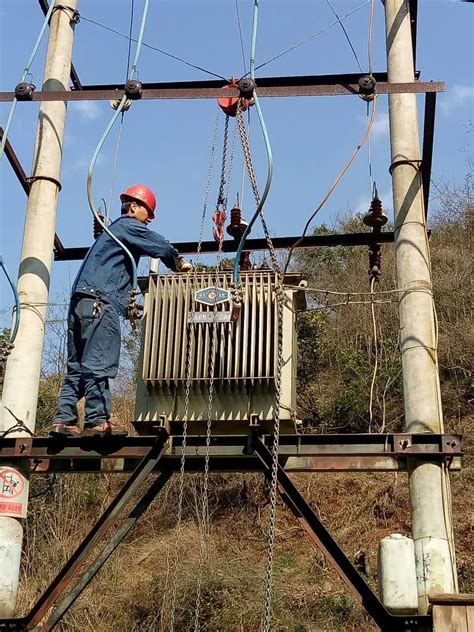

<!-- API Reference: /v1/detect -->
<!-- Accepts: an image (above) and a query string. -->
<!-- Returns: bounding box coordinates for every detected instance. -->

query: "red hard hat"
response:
[120,185,157,216]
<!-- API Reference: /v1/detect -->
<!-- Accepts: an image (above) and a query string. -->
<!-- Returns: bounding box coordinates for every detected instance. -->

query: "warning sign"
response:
[0,467,28,518]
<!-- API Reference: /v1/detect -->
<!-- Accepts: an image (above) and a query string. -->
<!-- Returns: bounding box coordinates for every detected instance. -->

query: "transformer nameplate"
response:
[194,286,230,306]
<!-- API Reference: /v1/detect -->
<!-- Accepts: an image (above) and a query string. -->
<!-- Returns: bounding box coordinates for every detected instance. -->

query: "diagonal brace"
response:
[41,469,173,631]
[21,429,169,630]
[253,437,432,631]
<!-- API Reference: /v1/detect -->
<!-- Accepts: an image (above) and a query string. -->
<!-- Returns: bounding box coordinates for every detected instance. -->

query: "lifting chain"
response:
[261,283,285,632]
[168,110,221,632]
[213,114,230,246]
[235,105,281,276]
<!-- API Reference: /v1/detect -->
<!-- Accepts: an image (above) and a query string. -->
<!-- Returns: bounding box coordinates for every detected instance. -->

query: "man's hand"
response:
[174,257,194,273]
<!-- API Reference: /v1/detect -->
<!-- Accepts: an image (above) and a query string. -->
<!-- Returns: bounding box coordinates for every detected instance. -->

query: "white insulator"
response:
[377,533,418,614]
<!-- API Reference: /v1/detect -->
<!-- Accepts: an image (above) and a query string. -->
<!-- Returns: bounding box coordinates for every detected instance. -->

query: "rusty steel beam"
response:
[54,231,397,261]
[0,127,65,253]
[0,127,29,195]
[422,92,437,218]
[0,433,462,475]
[0,78,444,103]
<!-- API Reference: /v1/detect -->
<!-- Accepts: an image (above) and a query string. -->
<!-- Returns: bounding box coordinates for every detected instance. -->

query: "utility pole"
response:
[383,0,457,612]
[0,2,77,616]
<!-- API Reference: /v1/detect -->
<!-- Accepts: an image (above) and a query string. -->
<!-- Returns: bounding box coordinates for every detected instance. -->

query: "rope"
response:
[0,0,57,160]
[368,277,378,433]
[87,0,150,291]
[284,94,378,274]
[235,0,248,76]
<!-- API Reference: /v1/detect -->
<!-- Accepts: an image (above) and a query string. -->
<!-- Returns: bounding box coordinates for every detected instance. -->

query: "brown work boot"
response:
[50,423,81,437]
[82,420,128,437]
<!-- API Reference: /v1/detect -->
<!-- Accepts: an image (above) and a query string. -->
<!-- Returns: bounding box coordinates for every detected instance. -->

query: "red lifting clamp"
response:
[217,76,254,117]
[212,209,226,246]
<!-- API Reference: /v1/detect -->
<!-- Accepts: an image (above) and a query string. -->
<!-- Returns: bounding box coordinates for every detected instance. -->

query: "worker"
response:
[51,185,193,438]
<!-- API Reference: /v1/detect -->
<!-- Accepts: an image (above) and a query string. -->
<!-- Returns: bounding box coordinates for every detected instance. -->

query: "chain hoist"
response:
[235,104,281,276]
[168,111,221,632]
[261,281,285,632]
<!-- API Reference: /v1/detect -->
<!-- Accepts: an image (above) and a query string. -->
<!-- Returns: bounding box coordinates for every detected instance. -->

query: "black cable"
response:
[80,15,228,81]
[253,0,369,73]
[125,0,135,80]
[326,0,363,73]
[235,0,248,76]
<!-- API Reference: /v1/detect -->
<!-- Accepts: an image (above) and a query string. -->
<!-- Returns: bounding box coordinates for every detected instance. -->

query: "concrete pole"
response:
[383,0,457,612]
[0,2,77,616]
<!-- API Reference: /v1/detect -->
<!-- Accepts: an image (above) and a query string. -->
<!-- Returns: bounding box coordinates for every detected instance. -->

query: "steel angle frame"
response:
[253,437,432,632]
[0,429,169,632]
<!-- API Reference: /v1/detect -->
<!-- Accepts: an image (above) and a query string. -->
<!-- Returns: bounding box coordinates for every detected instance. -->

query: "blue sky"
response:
[1,0,473,325]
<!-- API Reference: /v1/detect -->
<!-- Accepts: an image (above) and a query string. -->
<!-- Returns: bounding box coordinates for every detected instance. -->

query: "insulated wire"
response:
[87,0,150,291]
[233,0,274,285]
[368,277,378,433]
[326,0,363,72]
[368,0,376,77]
[253,1,369,73]
[0,258,20,344]
[0,0,56,160]
[106,0,135,223]
[284,95,378,273]
[79,15,227,81]
[235,0,248,76]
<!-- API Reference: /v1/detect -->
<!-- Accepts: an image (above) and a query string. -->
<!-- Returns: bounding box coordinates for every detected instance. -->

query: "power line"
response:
[234,0,248,76]
[326,0,363,73]
[254,1,370,73]
[80,15,228,81]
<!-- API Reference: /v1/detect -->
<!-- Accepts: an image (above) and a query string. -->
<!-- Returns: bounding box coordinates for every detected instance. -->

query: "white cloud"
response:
[371,111,390,139]
[440,84,474,115]
[70,100,102,120]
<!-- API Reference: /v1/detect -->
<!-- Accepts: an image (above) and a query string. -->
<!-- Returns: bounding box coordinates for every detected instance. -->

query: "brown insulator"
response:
[226,205,249,240]
[259,258,272,271]
[239,251,252,271]
[93,211,105,239]
[368,243,382,282]
[363,197,388,230]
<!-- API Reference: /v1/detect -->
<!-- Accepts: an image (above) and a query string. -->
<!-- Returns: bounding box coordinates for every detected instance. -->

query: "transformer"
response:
[134,270,306,435]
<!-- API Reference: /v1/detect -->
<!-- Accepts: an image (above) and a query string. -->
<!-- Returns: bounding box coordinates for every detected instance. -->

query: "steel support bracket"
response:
[253,437,433,631]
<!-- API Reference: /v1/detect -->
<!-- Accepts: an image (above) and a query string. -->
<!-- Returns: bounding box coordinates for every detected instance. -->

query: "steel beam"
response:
[422,92,437,218]
[254,438,432,631]
[0,127,65,253]
[0,433,462,474]
[54,231,397,261]
[0,78,444,103]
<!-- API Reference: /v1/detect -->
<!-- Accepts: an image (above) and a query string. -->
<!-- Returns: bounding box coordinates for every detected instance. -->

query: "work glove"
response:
[174,257,194,273]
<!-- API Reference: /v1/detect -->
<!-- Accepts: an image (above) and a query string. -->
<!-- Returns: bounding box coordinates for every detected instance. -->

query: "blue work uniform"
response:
[53,216,179,427]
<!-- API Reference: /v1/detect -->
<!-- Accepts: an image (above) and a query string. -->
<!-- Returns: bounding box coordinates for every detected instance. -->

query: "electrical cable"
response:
[87,0,150,292]
[233,0,274,285]
[79,15,228,81]
[253,1,369,73]
[326,0,363,73]
[235,0,248,76]
[0,257,20,344]
[368,277,378,433]
[0,0,57,160]
[368,0,376,77]
[284,95,378,273]
[105,0,135,224]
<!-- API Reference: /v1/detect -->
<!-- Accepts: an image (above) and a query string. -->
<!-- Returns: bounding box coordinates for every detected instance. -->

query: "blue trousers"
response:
[53,295,121,426]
